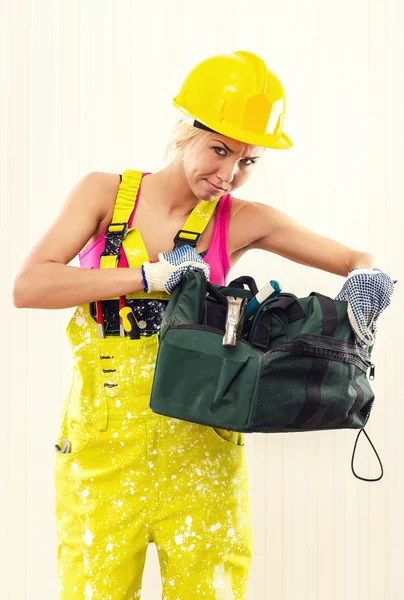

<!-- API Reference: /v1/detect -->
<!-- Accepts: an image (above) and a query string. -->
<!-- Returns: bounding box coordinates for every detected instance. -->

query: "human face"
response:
[183,133,264,200]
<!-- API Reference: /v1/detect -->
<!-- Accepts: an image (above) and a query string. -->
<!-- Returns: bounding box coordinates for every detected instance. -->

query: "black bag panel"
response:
[204,297,229,330]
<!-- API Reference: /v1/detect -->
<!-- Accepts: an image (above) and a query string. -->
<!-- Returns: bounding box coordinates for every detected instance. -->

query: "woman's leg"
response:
[54,414,155,599]
[150,417,253,599]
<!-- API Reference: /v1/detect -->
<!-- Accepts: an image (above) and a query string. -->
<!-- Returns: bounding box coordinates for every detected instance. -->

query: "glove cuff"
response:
[347,267,382,280]
[141,261,165,293]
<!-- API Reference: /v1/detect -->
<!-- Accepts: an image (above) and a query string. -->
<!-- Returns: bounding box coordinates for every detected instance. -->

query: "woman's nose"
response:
[216,165,238,186]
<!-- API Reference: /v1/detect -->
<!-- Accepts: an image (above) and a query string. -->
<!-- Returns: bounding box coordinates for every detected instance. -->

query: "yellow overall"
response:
[54,170,253,599]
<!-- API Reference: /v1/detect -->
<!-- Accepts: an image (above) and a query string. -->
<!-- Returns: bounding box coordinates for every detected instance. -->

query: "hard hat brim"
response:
[172,100,293,150]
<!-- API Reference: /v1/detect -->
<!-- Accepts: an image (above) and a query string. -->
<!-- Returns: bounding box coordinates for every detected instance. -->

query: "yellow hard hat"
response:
[172,50,293,150]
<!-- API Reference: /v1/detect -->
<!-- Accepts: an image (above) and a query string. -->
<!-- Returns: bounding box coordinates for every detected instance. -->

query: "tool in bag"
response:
[149,270,384,482]
[245,280,282,320]
[223,296,246,347]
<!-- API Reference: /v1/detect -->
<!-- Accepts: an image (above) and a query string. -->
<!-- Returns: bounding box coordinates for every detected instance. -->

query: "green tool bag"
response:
[149,270,383,482]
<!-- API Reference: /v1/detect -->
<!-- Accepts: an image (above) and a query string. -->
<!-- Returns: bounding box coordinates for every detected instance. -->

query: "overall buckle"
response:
[173,229,201,249]
[101,222,129,259]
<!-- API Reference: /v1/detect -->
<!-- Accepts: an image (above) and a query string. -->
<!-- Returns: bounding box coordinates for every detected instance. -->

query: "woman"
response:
[12,50,395,599]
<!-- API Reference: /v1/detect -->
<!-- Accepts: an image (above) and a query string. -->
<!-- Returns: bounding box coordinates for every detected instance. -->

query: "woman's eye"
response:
[214,147,226,156]
[213,147,255,166]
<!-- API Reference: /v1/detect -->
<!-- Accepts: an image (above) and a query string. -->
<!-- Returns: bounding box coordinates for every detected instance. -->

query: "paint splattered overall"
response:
[53,170,253,599]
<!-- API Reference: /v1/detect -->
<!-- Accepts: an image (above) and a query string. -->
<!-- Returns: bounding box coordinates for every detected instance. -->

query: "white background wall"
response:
[2,0,404,598]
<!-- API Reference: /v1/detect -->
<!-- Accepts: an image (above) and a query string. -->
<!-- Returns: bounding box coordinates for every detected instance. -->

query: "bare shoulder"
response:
[91,172,121,221]
[67,170,120,226]
[228,196,281,256]
[78,172,121,252]
[15,171,121,272]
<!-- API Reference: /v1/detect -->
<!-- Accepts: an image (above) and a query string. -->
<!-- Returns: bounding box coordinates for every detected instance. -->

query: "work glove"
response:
[334,267,397,348]
[141,244,210,294]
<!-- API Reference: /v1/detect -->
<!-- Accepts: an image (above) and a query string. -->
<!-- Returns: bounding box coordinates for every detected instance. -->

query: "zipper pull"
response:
[369,363,375,380]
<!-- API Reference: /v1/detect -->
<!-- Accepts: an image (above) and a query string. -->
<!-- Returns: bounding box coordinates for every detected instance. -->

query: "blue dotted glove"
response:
[334,267,397,348]
[141,244,210,294]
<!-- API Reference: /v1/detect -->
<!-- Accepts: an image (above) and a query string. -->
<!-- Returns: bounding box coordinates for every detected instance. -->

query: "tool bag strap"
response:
[226,275,259,296]
[204,276,259,308]
[250,292,339,350]
[351,429,383,482]
[250,296,306,350]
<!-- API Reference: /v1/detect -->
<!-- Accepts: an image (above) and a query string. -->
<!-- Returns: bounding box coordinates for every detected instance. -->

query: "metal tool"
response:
[90,267,106,338]
[222,296,244,347]
[119,295,126,337]
[245,279,282,320]
[236,298,248,337]
[55,438,71,453]
[95,300,106,338]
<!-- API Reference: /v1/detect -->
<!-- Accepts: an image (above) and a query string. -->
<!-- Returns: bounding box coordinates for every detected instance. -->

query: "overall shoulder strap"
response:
[174,198,221,249]
[100,169,221,270]
[100,170,142,270]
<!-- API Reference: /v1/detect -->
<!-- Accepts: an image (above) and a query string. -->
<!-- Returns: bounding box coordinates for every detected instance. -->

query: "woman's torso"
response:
[79,172,251,285]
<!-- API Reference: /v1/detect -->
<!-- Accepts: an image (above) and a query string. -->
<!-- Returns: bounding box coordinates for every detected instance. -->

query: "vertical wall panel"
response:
[2,0,404,598]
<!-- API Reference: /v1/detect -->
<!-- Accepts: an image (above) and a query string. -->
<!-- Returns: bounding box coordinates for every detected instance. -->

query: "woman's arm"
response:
[12,263,145,310]
[242,201,371,278]
[11,172,144,309]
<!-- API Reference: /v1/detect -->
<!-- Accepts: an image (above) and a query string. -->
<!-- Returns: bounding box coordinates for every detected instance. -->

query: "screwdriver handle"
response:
[119,307,140,339]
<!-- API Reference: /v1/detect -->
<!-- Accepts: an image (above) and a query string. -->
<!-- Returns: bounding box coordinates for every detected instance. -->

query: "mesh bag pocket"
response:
[250,334,374,433]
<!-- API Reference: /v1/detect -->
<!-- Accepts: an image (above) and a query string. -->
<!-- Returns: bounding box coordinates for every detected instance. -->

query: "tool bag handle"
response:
[250,296,306,349]
[250,292,344,350]
[202,276,258,329]
[227,275,259,296]
[204,276,259,307]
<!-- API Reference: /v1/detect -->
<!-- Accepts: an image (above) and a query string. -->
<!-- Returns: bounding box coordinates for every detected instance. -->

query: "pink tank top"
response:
[79,172,232,286]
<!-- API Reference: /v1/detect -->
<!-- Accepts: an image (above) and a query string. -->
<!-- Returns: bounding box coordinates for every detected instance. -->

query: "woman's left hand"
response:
[334,267,397,347]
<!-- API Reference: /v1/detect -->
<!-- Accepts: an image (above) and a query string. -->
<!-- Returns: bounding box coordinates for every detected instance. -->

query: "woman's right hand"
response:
[141,245,210,293]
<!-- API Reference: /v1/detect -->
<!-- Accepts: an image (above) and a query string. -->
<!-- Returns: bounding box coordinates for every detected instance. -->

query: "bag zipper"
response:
[273,334,374,374]
[169,325,375,376]
[247,297,375,376]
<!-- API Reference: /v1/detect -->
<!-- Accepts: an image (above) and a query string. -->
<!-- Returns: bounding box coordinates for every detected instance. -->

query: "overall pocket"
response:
[209,426,245,448]
[126,332,159,398]
[55,418,100,458]
[250,333,374,432]
[54,383,102,458]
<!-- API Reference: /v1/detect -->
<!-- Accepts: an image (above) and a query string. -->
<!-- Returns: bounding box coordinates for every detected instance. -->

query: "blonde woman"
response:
[12,50,395,599]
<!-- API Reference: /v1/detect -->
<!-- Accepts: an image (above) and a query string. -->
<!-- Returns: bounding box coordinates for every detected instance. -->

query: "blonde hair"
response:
[164,119,265,165]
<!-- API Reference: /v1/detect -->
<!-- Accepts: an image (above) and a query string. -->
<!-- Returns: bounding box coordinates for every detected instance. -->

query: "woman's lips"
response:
[206,179,225,193]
